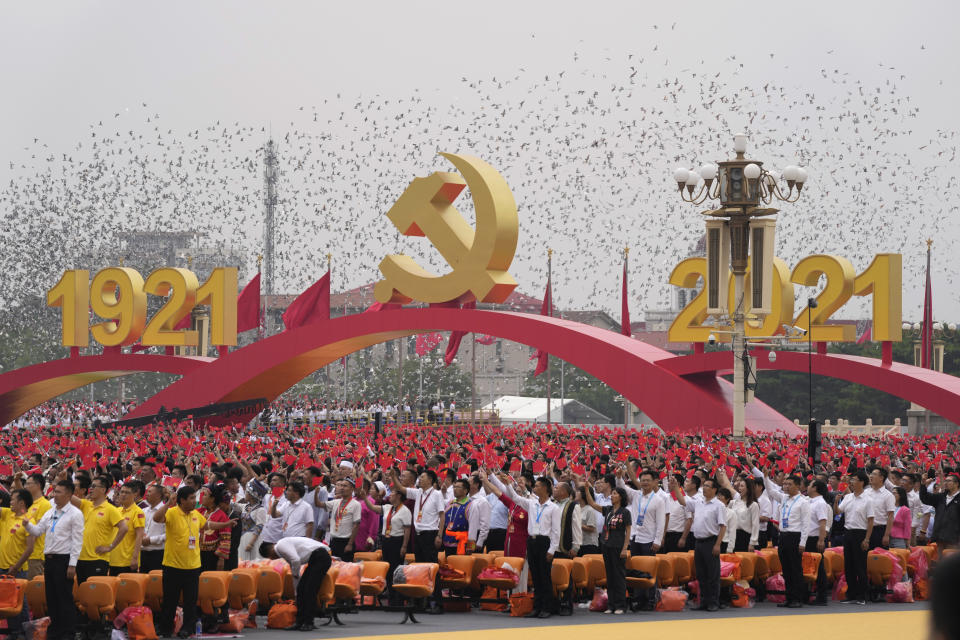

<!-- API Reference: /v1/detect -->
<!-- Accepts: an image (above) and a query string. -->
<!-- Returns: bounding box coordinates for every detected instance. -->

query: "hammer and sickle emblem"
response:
[374,153,519,305]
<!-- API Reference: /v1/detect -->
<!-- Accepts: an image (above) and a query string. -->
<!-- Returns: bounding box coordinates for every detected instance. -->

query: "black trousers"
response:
[734,528,752,552]
[414,530,439,563]
[109,565,129,576]
[200,549,221,572]
[579,544,601,556]
[759,522,779,548]
[159,566,200,635]
[685,532,696,551]
[45,554,75,640]
[382,536,405,603]
[329,537,353,562]
[694,536,720,608]
[140,550,164,574]
[296,548,332,626]
[629,540,655,606]
[843,529,868,601]
[75,559,108,584]
[661,531,683,554]
[805,537,829,603]
[778,531,804,604]
[527,535,555,613]
[602,545,627,611]
[869,524,887,550]
[485,529,506,553]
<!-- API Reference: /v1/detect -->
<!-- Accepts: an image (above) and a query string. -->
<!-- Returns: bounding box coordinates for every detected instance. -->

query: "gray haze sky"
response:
[2,1,958,323]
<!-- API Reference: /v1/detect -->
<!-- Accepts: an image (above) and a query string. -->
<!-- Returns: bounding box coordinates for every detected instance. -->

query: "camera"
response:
[707,333,717,345]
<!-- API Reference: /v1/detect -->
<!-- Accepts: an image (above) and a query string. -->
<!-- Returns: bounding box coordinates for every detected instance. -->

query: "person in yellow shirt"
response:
[0,489,36,638]
[21,472,52,580]
[70,475,128,583]
[153,485,233,638]
[109,481,146,575]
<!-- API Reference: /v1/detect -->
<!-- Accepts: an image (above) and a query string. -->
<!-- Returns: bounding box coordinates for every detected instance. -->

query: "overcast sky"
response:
[2,1,958,323]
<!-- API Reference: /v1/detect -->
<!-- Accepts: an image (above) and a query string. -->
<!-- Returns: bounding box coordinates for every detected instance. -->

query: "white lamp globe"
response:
[699,163,718,180]
[912,323,921,331]
[674,167,689,183]
[934,322,943,331]
[795,167,809,183]
[782,165,799,181]
[902,322,912,331]
[744,163,762,180]
[686,170,701,186]
[733,134,748,153]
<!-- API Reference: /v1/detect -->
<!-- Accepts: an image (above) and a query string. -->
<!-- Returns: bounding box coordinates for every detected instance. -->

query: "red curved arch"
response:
[0,353,212,426]
[124,308,788,433]
[659,350,960,426]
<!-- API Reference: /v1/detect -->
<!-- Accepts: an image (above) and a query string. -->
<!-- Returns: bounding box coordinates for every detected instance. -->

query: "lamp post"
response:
[673,134,808,437]
[807,297,817,425]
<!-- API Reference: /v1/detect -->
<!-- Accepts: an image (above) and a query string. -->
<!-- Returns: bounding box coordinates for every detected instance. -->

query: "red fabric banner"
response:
[282,271,331,330]
[237,272,261,333]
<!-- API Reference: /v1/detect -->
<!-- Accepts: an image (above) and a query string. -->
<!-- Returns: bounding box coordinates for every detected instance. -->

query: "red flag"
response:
[364,301,401,313]
[921,244,933,368]
[621,256,631,336]
[237,272,261,333]
[475,334,496,345]
[531,280,552,377]
[444,301,477,366]
[415,332,443,356]
[855,319,872,344]
[282,271,330,330]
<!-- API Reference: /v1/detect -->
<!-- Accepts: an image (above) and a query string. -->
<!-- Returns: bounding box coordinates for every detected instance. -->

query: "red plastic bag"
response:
[477,567,520,585]
[720,561,736,578]
[509,592,534,617]
[655,587,688,611]
[479,586,508,611]
[832,574,847,601]
[393,564,435,587]
[720,553,742,580]
[914,578,929,601]
[765,573,786,603]
[731,583,752,608]
[909,548,929,580]
[887,580,914,603]
[332,561,362,592]
[23,616,50,640]
[589,587,608,612]
[686,579,699,605]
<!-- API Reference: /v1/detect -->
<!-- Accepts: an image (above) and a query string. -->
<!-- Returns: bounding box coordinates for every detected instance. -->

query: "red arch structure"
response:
[123,308,795,433]
[0,353,212,426]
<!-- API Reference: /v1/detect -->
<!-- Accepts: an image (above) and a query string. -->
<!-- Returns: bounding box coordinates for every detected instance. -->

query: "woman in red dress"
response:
[481,471,529,592]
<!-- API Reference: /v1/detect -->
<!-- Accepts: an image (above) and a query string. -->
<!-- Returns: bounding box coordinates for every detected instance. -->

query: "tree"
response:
[522,357,619,421]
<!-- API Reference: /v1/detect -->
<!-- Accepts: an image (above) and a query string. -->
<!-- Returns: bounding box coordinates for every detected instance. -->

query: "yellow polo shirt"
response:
[110,503,146,568]
[162,506,206,570]
[27,496,51,562]
[0,509,30,571]
[78,499,123,562]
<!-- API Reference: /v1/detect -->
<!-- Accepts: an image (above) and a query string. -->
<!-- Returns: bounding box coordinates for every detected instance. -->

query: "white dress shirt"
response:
[469,493,491,548]
[752,467,810,546]
[730,498,760,547]
[723,504,737,549]
[141,501,167,551]
[261,495,289,544]
[620,482,666,546]
[279,498,315,539]
[805,495,832,539]
[838,491,875,530]
[323,497,362,539]
[660,488,686,533]
[404,487,444,532]
[866,486,895,526]
[23,502,84,566]
[274,536,329,584]
[487,493,509,530]
[690,497,727,539]
[381,504,412,537]
[491,476,561,555]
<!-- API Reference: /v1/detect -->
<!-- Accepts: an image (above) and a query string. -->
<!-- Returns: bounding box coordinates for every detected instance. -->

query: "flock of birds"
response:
[1,47,956,343]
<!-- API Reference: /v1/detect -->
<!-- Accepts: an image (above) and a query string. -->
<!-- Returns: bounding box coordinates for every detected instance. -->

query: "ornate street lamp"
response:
[672,134,808,437]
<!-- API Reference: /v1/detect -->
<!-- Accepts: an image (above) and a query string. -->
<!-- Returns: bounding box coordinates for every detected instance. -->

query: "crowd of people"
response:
[0,406,956,637]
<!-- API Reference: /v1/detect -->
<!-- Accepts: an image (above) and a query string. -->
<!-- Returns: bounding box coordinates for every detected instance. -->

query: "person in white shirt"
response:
[268,537,331,631]
[259,474,290,556]
[487,470,561,619]
[836,470,875,604]
[316,480,362,561]
[620,468,665,610]
[715,488,737,553]
[373,490,411,605]
[273,482,315,540]
[661,474,687,553]
[468,476,491,551]
[673,475,703,552]
[688,478,727,612]
[23,479,84,640]
[805,479,832,605]
[140,483,167,573]
[867,468,896,549]
[552,481,583,560]
[752,462,809,608]
[485,488,510,552]
[389,467,444,584]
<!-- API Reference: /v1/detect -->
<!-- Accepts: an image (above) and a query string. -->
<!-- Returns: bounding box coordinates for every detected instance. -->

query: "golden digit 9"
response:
[47,266,238,348]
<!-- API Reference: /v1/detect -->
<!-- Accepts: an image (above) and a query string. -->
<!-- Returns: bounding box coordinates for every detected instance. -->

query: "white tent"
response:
[482,395,610,424]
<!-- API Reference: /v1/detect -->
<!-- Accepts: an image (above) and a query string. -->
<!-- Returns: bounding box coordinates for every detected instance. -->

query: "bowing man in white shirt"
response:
[268,537,331,631]
[486,470,560,619]
[751,460,809,608]
[23,479,84,640]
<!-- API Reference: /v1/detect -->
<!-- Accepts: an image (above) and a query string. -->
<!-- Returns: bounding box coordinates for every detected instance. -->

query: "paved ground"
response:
[229,601,928,640]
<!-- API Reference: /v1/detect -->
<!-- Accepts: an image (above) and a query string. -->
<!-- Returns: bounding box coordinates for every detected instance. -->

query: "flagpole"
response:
[256,254,264,342]
[546,248,552,425]
[924,239,933,433]
[624,246,630,427]
[343,301,348,406]
[325,253,332,400]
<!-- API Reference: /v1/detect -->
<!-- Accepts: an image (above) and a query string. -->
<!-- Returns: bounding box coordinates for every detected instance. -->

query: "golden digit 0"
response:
[46,269,90,347]
[853,253,902,342]
[196,267,239,346]
[789,255,856,342]
[89,267,147,347]
[141,268,200,347]
[731,257,795,337]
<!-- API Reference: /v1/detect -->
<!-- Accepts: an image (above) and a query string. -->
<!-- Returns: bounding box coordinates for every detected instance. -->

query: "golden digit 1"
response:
[46,269,90,347]
[853,253,902,342]
[141,268,200,347]
[90,267,148,347]
[789,255,856,342]
[196,267,239,346]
